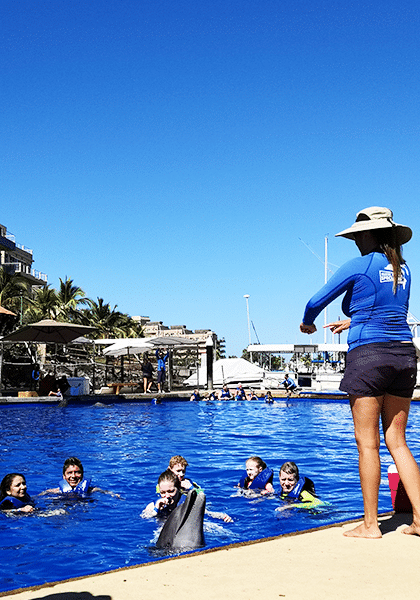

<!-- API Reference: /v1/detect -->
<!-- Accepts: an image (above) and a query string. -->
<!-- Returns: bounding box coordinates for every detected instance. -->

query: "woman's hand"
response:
[300,323,317,334]
[324,319,350,334]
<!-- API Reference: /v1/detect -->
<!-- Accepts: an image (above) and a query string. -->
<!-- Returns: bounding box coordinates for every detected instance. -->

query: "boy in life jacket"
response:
[276,461,322,511]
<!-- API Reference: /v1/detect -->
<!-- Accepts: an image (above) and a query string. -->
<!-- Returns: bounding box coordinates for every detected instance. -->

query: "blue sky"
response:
[1,0,419,356]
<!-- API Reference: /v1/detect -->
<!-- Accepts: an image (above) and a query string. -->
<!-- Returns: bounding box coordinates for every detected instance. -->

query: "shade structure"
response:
[143,336,197,347]
[103,338,154,357]
[1,319,97,343]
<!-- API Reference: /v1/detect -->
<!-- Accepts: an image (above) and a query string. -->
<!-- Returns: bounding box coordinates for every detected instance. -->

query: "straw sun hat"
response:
[335,207,412,245]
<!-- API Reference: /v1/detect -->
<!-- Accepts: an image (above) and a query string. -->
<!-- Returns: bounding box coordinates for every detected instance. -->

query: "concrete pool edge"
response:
[3,510,416,599]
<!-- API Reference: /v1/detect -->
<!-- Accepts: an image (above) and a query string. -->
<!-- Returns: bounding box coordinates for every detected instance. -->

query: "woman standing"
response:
[300,207,420,538]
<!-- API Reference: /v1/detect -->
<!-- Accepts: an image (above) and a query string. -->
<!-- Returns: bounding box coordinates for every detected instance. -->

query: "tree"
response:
[25,285,59,321]
[0,267,29,314]
[56,277,87,321]
[79,297,143,339]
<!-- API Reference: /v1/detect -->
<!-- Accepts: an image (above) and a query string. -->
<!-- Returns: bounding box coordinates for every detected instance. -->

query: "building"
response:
[132,316,225,358]
[0,224,47,286]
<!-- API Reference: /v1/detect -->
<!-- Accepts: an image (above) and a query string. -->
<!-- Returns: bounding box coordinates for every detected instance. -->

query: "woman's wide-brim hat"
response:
[335,206,412,245]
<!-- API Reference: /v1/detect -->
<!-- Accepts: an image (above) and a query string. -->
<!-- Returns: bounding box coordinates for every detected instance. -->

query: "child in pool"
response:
[143,470,232,522]
[0,473,35,513]
[238,456,275,494]
[265,391,274,404]
[167,455,198,491]
[275,461,322,511]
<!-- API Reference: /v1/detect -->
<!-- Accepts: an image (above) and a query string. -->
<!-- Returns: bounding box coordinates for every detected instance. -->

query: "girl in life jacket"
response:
[0,473,35,513]
[276,461,322,511]
[238,456,275,494]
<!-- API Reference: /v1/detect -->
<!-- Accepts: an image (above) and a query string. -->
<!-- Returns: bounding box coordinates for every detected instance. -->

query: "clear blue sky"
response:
[1,0,419,356]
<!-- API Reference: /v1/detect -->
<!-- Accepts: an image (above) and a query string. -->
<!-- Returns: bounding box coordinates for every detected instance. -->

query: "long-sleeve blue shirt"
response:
[302,252,412,352]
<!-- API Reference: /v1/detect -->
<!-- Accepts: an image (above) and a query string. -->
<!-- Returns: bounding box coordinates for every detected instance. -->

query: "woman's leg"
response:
[344,395,383,538]
[382,393,420,535]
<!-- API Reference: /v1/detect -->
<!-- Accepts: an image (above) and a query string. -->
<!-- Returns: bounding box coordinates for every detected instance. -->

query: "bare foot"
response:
[402,524,420,536]
[343,523,382,538]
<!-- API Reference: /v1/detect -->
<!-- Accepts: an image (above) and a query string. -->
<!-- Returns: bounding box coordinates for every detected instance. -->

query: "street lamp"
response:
[243,294,251,346]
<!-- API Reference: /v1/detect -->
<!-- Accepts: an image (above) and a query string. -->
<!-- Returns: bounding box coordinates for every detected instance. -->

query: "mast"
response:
[324,236,328,343]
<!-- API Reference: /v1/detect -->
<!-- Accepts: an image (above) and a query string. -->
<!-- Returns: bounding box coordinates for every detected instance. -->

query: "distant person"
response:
[265,391,274,404]
[156,349,169,393]
[219,384,231,399]
[248,388,258,401]
[190,389,201,401]
[235,383,246,401]
[0,473,35,513]
[142,355,154,393]
[300,207,420,538]
[282,374,297,395]
[238,456,274,494]
[275,461,322,511]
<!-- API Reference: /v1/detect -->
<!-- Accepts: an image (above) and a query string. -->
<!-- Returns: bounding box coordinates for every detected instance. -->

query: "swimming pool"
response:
[1,398,419,593]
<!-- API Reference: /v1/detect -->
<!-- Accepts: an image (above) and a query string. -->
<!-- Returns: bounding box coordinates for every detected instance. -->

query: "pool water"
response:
[1,398,420,593]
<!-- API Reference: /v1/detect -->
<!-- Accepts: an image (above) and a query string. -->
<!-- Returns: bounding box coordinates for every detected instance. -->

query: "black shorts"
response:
[157,370,165,384]
[340,342,417,398]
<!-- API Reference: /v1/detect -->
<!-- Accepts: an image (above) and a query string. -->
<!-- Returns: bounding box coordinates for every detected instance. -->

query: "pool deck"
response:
[2,388,420,404]
[2,512,419,600]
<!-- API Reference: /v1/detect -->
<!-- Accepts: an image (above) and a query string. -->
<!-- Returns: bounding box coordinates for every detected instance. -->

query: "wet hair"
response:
[158,469,181,489]
[246,456,267,470]
[371,228,405,293]
[169,455,188,469]
[279,461,299,481]
[62,457,84,476]
[0,473,26,500]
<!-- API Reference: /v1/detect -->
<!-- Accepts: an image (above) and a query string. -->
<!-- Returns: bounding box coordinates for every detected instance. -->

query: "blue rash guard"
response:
[302,252,412,352]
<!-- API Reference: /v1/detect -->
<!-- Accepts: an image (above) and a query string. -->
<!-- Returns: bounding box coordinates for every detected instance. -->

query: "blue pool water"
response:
[1,398,420,593]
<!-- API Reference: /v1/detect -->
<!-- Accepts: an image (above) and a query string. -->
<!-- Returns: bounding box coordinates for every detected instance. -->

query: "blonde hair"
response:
[169,455,188,469]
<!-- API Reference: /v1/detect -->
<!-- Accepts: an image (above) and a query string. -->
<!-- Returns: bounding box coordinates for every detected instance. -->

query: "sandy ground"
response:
[2,513,420,600]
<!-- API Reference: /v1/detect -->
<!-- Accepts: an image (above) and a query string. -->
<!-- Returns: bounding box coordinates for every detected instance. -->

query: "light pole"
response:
[244,294,251,346]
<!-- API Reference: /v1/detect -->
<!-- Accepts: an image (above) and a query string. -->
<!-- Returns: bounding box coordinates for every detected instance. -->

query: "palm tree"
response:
[56,277,87,321]
[25,285,59,321]
[79,298,143,339]
[0,267,29,314]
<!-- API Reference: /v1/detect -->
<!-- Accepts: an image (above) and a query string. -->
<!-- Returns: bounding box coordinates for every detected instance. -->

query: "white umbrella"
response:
[143,336,197,347]
[103,338,154,357]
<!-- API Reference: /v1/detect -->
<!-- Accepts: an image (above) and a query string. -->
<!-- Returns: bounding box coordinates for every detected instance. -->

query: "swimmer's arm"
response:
[39,487,60,495]
[261,482,275,495]
[18,504,35,513]
[205,509,233,523]
[141,501,159,518]
[92,487,122,498]
[0,500,35,513]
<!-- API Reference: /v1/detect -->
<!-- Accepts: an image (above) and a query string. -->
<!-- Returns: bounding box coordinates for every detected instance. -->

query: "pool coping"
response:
[1,510,410,598]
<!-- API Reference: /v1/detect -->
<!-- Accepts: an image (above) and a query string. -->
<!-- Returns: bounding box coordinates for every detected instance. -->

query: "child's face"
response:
[63,465,83,489]
[8,475,27,499]
[170,463,186,481]
[246,460,262,481]
[159,480,179,506]
[279,470,297,493]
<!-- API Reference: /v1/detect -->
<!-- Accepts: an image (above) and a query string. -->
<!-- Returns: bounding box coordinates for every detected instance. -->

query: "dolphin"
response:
[156,489,206,549]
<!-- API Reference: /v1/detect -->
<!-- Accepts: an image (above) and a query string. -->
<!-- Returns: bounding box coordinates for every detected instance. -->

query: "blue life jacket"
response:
[58,478,91,496]
[281,476,316,500]
[0,494,32,510]
[239,467,274,490]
